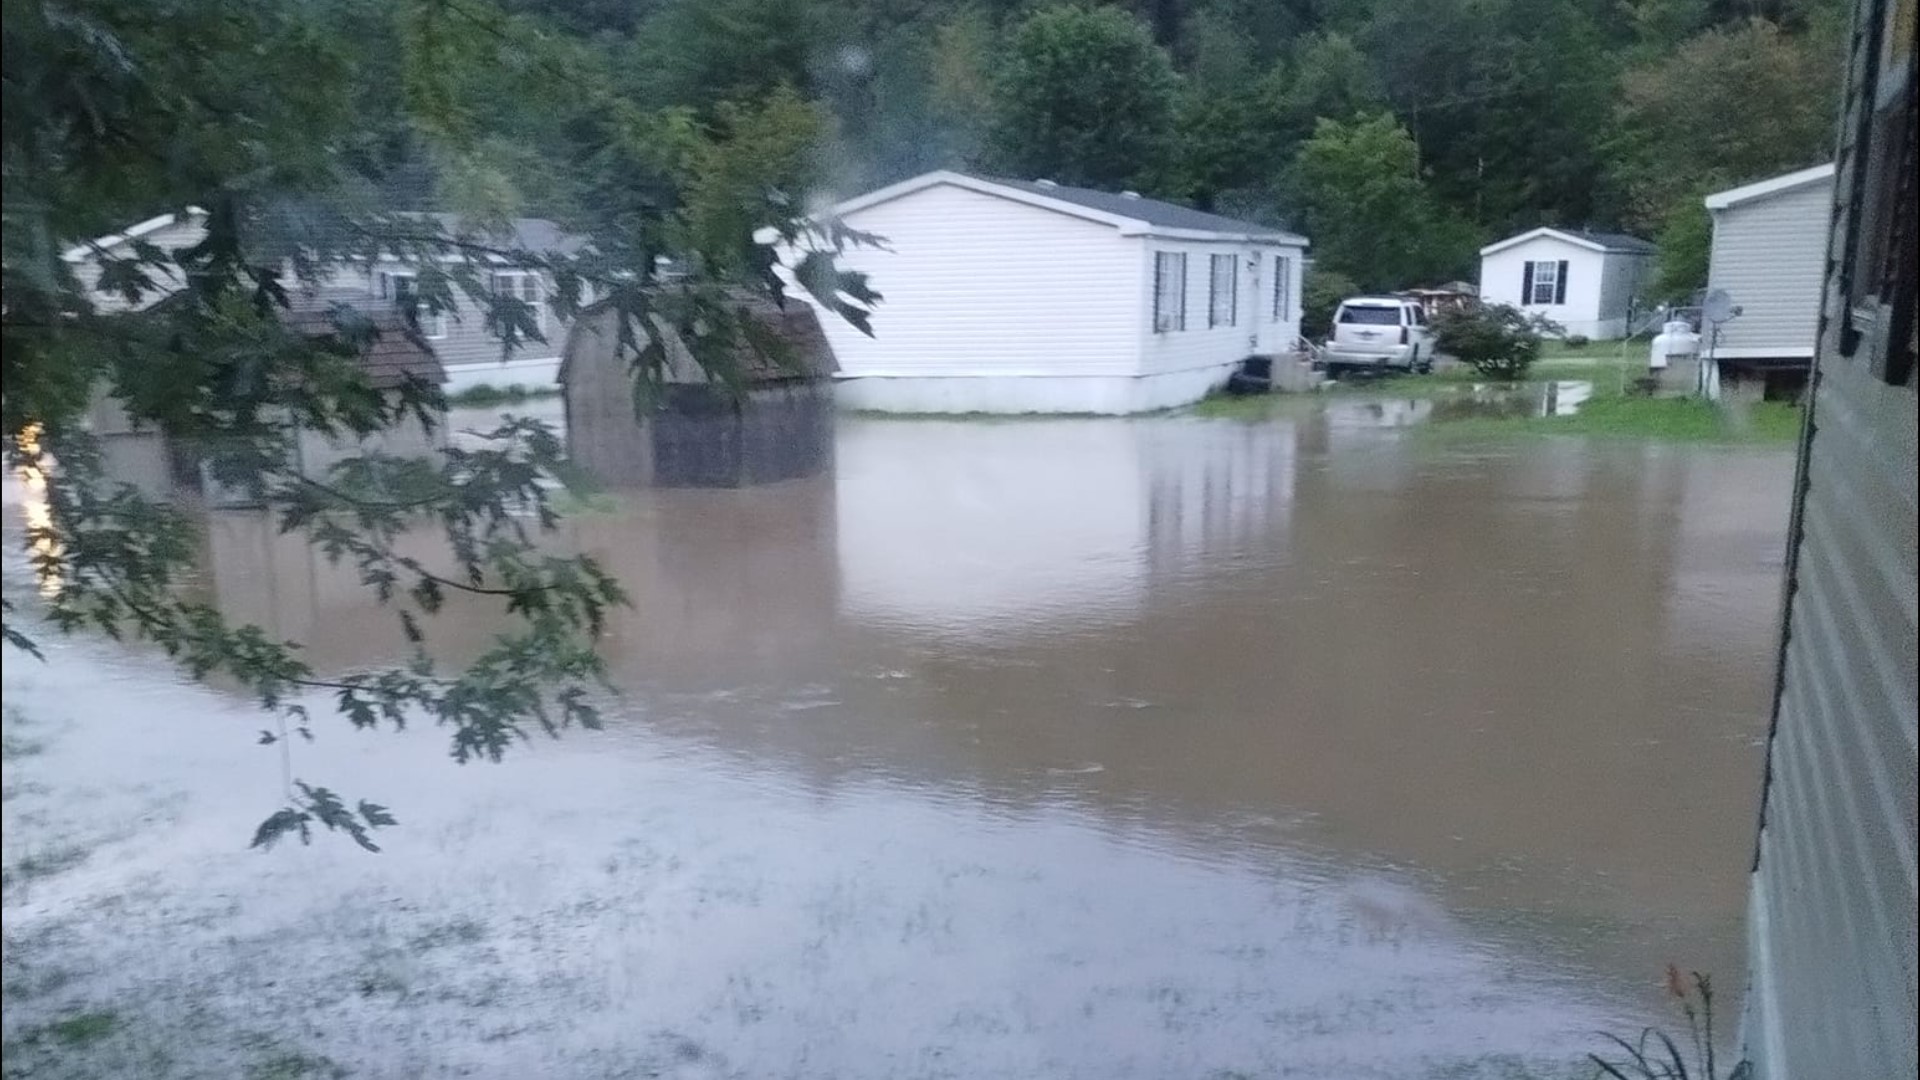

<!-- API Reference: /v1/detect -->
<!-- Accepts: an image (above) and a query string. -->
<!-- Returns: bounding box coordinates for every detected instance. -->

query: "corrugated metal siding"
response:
[1707,176,1834,357]
[817,182,1144,377]
[1748,321,1918,1080]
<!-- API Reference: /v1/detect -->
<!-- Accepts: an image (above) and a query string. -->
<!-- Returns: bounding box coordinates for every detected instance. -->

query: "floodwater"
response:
[2,394,1796,1078]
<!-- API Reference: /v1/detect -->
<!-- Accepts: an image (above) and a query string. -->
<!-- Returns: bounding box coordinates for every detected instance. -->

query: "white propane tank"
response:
[1649,319,1699,370]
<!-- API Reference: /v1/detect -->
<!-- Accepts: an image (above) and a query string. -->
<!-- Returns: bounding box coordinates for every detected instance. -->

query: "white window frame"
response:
[490,270,544,334]
[1271,255,1291,321]
[1153,252,1187,333]
[1209,253,1238,328]
[378,269,447,340]
[1528,260,1559,306]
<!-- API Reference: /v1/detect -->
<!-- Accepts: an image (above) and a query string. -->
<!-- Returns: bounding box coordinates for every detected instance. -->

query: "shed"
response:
[1477,228,1656,339]
[559,295,835,488]
[773,170,1310,414]
[1702,163,1835,367]
[87,308,448,500]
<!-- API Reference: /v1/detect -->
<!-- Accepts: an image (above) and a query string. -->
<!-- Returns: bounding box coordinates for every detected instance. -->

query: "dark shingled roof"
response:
[422,213,588,256]
[964,173,1307,242]
[1561,229,1657,254]
[558,292,835,387]
[283,308,447,390]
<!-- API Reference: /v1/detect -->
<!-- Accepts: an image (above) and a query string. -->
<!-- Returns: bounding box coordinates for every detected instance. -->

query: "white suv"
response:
[1322,296,1434,374]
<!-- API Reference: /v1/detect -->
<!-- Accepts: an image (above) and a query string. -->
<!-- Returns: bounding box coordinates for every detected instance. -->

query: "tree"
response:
[1300,267,1361,341]
[1649,189,1715,302]
[1289,114,1478,291]
[1609,17,1843,231]
[985,5,1180,189]
[1,0,873,847]
[1266,33,1387,149]
[1431,303,1560,379]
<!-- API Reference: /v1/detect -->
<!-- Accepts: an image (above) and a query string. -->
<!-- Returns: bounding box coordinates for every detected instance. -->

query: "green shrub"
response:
[1432,303,1560,380]
[1301,267,1360,341]
[1563,334,1591,349]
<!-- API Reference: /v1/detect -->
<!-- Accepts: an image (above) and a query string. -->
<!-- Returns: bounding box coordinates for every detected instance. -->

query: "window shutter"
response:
[1522,262,1535,304]
[1555,261,1569,305]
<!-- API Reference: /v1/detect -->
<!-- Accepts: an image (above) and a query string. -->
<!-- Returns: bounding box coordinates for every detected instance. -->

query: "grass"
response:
[447,382,559,408]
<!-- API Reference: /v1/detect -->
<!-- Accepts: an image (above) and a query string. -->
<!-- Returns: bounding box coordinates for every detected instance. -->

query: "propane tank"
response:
[1649,318,1700,370]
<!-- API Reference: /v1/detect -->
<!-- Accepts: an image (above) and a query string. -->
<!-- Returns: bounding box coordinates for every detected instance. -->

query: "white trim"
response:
[61,208,208,263]
[1481,226,1607,256]
[1705,163,1836,211]
[813,170,1308,244]
[1478,225,1652,257]
[1703,346,1816,360]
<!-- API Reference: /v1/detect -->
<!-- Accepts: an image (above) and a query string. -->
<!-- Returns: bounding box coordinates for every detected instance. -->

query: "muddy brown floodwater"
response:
[1,396,1795,1079]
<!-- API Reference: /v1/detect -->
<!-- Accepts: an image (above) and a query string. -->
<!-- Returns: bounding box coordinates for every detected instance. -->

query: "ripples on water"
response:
[1,398,1792,1078]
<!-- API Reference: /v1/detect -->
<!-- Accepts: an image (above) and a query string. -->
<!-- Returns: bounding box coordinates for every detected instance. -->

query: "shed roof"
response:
[283,308,447,389]
[1704,163,1836,210]
[558,292,835,387]
[1479,226,1656,257]
[821,170,1308,244]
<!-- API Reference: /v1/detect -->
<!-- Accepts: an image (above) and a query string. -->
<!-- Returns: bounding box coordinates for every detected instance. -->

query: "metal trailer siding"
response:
[1744,0,1918,1074]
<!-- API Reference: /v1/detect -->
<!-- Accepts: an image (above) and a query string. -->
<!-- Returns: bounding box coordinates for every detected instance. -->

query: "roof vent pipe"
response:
[1034,179,1058,188]
[1121,190,1141,199]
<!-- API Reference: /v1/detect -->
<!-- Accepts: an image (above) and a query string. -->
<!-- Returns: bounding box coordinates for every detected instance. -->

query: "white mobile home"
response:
[1703,163,1835,364]
[1477,227,1656,339]
[783,171,1309,414]
[67,210,584,393]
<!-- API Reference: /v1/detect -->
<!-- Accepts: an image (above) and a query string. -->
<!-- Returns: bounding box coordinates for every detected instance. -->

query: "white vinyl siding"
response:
[800,181,1144,378]
[1153,252,1187,332]
[1209,253,1238,327]
[1705,173,1834,359]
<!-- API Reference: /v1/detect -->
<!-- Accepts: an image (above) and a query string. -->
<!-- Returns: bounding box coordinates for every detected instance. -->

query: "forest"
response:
[482,0,1843,303]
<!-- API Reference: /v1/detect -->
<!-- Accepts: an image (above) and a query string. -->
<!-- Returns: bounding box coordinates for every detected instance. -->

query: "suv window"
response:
[1338,306,1401,325]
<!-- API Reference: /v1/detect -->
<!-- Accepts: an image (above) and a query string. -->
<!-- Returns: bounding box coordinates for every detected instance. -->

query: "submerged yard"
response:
[3,396,1793,1078]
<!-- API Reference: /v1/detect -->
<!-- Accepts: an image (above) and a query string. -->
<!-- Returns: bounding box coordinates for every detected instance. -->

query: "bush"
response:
[1564,334,1591,349]
[1431,303,1560,380]
[1301,267,1360,342]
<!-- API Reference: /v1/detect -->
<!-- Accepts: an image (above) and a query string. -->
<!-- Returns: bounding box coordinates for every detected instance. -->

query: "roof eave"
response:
[1479,227,1607,257]
[1704,163,1837,210]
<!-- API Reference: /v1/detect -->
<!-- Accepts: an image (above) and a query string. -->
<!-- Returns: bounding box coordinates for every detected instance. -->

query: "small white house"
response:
[779,170,1310,414]
[1702,163,1835,365]
[1477,227,1657,339]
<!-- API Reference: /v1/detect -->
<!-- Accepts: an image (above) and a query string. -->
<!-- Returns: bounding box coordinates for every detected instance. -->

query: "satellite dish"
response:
[1703,289,1737,323]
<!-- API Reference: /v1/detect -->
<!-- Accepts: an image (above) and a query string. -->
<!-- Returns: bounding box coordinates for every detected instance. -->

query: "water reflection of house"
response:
[559,297,835,489]
[833,418,1299,636]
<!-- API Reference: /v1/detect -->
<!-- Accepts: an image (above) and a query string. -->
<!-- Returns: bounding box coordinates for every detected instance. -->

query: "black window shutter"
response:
[1555,260,1569,304]
[1522,262,1535,304]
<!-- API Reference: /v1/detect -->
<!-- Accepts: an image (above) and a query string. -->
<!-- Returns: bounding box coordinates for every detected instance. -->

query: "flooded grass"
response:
[446,383,561,408]
[1430,393,1803,443]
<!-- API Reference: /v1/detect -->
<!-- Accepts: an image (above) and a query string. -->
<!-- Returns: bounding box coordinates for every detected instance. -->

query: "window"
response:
[1338,305,1401,325]
[1524,260,1566,306]
[491,271,544,334]
[1409,304,1427,326]
[378,269,446,339]
[1209,253,1237,327]
[1153,252,1187,332]
[1271,256,1291,321]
